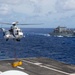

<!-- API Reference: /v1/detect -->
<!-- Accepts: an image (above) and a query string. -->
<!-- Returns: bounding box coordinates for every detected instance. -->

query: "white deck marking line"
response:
[22,60,70,75]
[8,63,11,65]
[34,63,42,65]
[46,64,61,69]
[17,66,24,70]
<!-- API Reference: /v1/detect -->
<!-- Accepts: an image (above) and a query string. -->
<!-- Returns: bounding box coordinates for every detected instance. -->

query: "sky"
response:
[0,0,75,28]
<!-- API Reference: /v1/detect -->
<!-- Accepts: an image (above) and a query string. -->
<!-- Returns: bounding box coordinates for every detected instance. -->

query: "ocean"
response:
[0,28,75,65]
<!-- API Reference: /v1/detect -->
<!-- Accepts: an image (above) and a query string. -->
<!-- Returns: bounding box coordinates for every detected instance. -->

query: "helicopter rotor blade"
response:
[0,21,18,25]
[0,22,43,25]
[17,23,43,25]
[0,22,12,25]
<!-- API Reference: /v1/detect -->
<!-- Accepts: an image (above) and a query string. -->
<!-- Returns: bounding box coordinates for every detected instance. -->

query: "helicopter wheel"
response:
[16,39,20,41]
[6,39,9,41]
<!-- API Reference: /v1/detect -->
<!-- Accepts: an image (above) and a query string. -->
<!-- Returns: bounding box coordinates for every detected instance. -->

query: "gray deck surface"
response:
[0,57,75,75]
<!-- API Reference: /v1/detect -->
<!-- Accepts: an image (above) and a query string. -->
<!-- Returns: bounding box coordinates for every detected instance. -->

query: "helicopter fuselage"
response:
[2,25,24,41]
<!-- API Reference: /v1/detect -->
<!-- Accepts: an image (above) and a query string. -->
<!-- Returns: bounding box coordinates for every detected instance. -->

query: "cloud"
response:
[1,0,75,16]
[0,0,57,16]
[10,0,57,16]
[56,0,75,12]
[64,0,75,10]
[0,0,21,4]
[0,4,11,15]
[0,0,75,28]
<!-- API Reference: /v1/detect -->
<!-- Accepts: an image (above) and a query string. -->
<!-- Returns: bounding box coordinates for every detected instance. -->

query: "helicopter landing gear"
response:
[6,39,9,41]
[16,39,20,41]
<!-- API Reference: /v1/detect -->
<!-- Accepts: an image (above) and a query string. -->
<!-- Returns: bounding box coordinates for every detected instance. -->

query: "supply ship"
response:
[49,26,75,37]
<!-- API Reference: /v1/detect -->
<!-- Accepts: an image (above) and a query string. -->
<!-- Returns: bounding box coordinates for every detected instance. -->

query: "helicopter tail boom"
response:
[0,28,6,32]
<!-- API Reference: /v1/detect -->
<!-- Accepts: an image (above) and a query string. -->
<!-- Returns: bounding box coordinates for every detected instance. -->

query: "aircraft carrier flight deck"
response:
[0,57,75,75]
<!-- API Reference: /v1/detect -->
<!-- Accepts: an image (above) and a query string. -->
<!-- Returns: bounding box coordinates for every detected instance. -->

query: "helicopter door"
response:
[13,30,19,36]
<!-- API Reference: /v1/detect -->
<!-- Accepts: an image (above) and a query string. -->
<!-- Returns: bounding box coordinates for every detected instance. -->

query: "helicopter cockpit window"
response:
[14,27,18,29]
[19,30,22,32]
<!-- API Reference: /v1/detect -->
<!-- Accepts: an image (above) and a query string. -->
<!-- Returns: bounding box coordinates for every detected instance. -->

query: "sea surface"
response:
[0,28,75,65]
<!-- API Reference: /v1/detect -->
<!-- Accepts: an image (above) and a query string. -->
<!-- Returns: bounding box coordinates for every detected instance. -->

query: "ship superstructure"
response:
[50,26,75,37]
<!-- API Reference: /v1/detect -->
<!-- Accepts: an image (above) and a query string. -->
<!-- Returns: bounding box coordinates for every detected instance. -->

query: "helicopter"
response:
[0,21,24,41]
[0,21,41,41]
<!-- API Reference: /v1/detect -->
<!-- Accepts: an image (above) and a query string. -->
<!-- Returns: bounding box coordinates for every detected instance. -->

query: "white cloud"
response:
[0,0,57,16]
[10,0,56,16]
[56,0,75,11]
[0,4,11,15]
[0,0,21,4]
[64,0,75,10]
[0,0,75,28]
[1,0,75,16]
[30,0,39,3]
[38,0,56,15]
